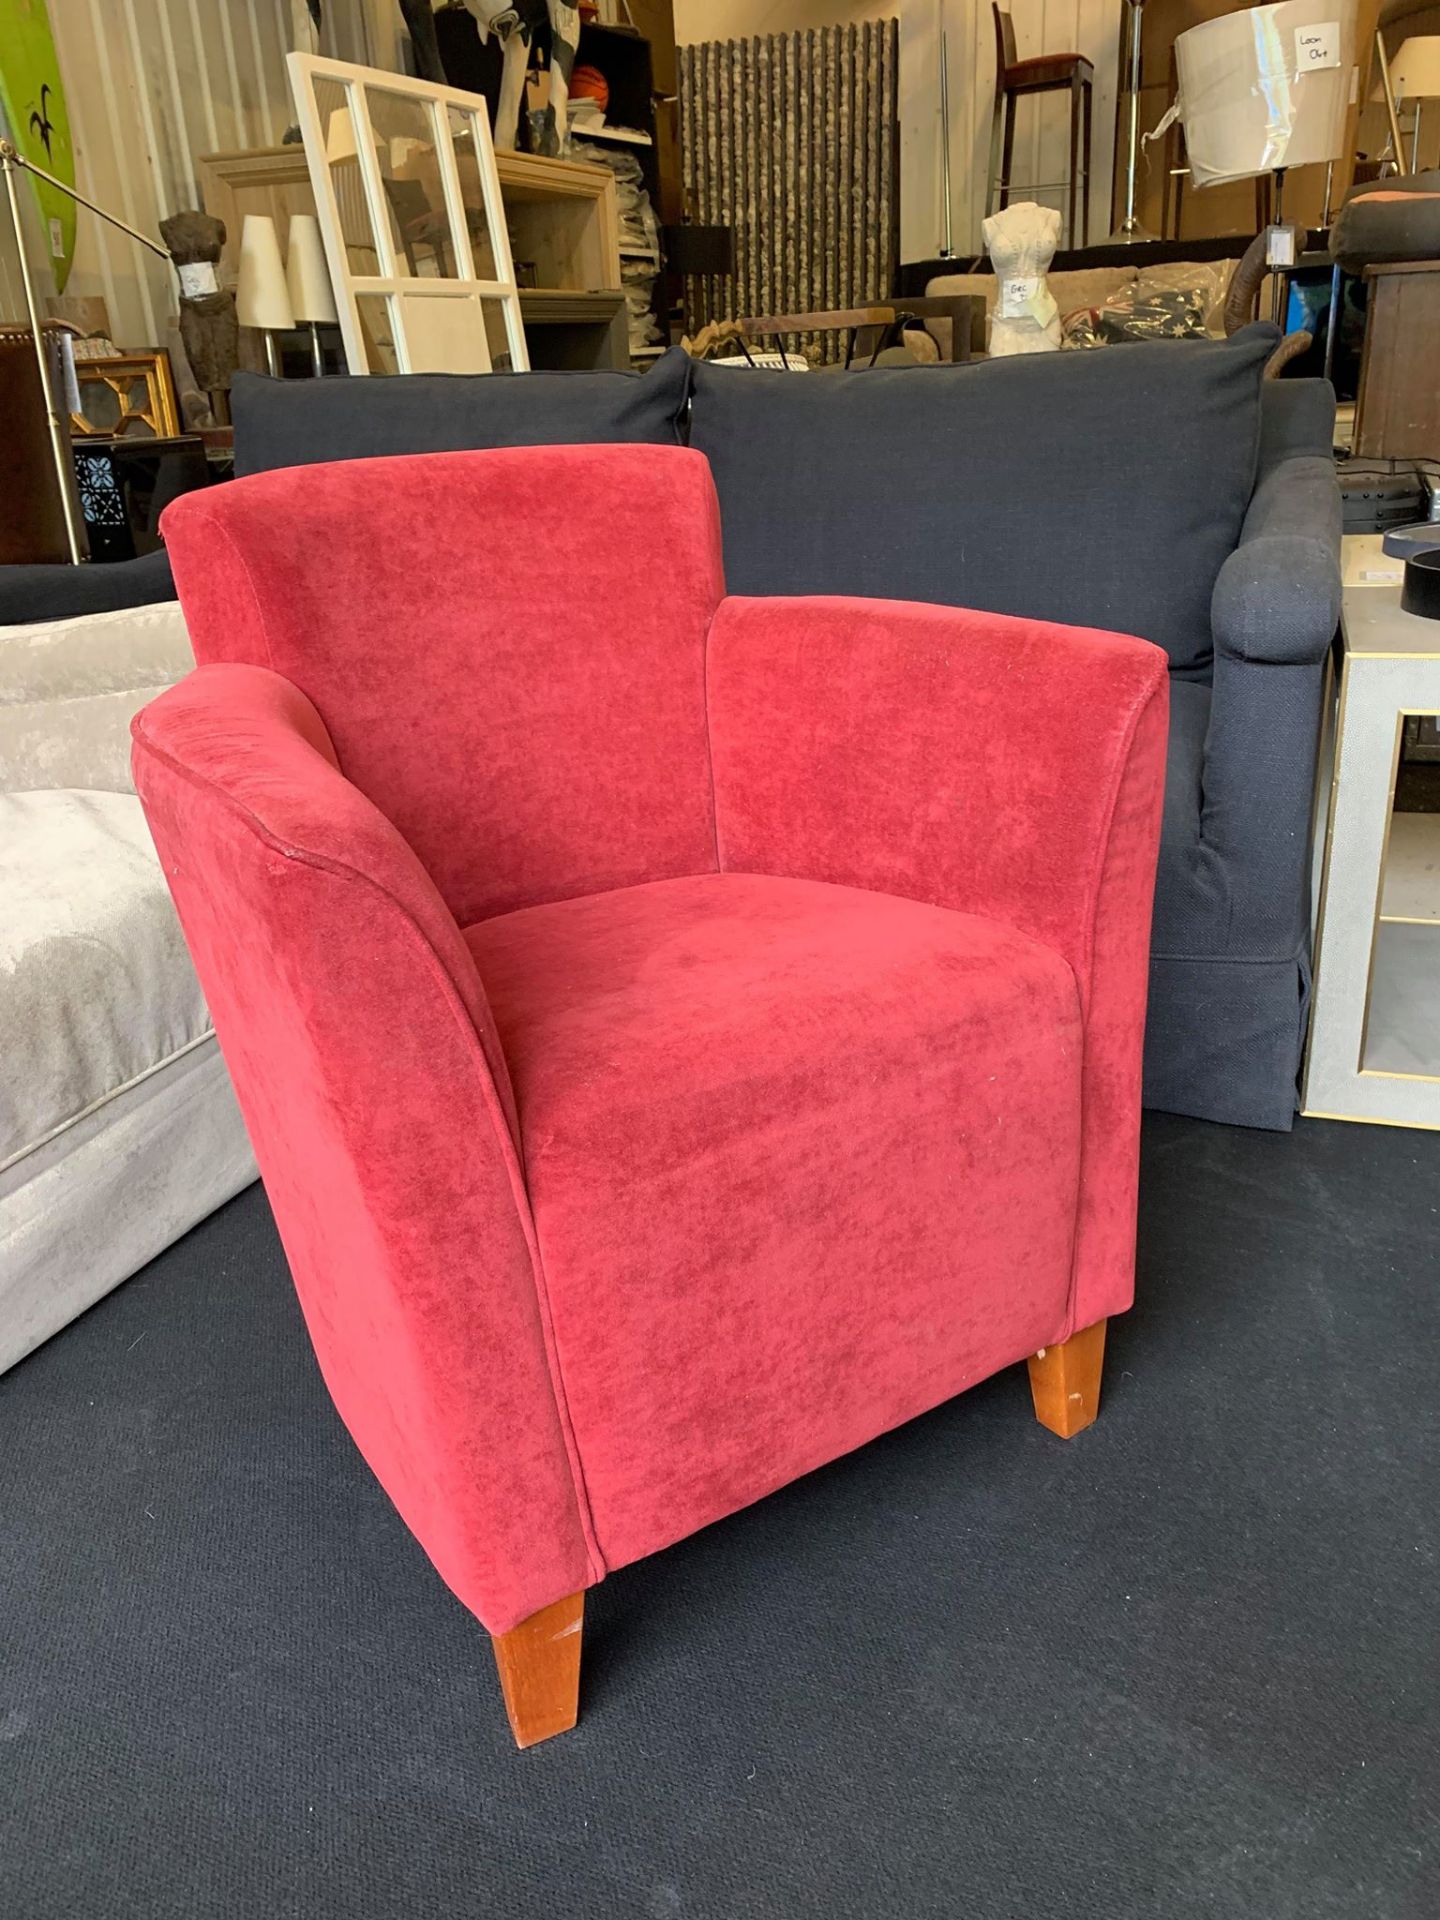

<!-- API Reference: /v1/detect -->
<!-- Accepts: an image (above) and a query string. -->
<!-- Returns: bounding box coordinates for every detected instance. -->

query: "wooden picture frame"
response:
[286,52,529,376]
[69,350,180,439]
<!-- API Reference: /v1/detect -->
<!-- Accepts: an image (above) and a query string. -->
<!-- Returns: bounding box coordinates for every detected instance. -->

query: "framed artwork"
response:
[286,52,529,376]
[69,351,180,438]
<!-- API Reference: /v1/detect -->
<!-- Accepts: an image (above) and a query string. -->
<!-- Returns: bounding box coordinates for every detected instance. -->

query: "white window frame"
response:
[286,52,529,376]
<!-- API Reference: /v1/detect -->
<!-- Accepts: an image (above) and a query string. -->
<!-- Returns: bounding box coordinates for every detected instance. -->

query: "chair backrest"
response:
[159,443,726,926]
[992,4,1017,90]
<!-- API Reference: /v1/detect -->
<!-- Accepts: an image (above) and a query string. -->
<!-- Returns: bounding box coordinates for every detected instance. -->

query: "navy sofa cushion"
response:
[232,346,692,477]
[0,548,175,626]
[689,325,1278,674]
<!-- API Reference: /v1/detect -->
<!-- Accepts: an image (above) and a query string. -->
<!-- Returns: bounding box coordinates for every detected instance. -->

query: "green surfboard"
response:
[0,0,75,291]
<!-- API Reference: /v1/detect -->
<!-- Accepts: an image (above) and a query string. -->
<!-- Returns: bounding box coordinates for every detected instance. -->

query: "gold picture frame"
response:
[70,350,180,439]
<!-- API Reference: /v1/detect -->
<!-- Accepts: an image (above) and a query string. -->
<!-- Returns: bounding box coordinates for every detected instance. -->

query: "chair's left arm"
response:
[706,595,1169,1335]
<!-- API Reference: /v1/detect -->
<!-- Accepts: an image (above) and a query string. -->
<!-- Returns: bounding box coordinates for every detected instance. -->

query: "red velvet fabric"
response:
[706,596,1169,1333]
[160,445,724,926]
[466,873,1082,1567]
[131,666,598,1633]
[136,446,1167,1635]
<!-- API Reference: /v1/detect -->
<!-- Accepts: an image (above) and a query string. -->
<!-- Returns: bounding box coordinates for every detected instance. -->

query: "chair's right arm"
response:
[705,594,1170,1337]
[131,663,601,1636]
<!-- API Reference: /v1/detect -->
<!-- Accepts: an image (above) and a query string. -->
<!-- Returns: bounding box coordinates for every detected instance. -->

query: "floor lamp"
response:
[1174,0,1355,316]
[1109,0,1156,242]
[0,135,170,564]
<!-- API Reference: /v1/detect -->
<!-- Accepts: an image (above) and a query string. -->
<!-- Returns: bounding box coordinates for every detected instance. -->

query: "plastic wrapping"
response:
[1061,264,1231,347]
[1175,0,1357,187]
[981,202,1062,356]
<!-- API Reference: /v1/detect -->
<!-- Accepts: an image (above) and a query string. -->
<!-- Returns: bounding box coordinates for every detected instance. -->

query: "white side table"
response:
[1303,535,1440,1129]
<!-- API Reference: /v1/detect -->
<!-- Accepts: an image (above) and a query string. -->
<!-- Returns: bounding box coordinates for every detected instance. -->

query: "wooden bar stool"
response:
[987,4,1093,248]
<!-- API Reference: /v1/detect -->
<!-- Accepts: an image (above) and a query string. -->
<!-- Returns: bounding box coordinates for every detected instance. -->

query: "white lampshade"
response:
[325,103,359,164]
[1391,36,1440,102]
[1177,0,1357,187]
[285,214,337,324]
[236,215,294,331]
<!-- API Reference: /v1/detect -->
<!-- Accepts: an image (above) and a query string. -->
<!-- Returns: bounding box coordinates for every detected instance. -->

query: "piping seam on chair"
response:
[132,724,608,1590]
[1063,668,1167,1344]
[187,505,280,673]
[701,608,724,874]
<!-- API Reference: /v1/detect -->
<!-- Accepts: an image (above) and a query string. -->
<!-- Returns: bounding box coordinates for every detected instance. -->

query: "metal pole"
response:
[1376,31,1405,174]
[937,26,955,258]
[1413,99,1423,175]
[1124,3,1142,225]
[309,320,326,378]
[1,146,85,563]
[1108,0,1156,242]
[4,143,169,257]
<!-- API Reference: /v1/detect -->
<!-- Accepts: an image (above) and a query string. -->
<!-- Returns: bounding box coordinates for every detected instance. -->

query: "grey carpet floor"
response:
[1,1112,1437,1919]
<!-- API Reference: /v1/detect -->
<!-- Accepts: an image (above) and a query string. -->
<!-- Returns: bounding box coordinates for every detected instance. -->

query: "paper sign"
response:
[1266,222,1297,267]
[1000,275,1038,316]
[1294,23,1341,72]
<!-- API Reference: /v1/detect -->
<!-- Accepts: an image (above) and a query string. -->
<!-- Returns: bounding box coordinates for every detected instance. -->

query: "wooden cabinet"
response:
[1355,261,1440,461]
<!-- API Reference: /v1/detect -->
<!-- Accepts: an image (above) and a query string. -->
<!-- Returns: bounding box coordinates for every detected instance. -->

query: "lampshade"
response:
[236,215,294,331]
[285,214,337,324]
[325,103,360,164]
[1391,36,1440,102]
[1176,0,1357,187]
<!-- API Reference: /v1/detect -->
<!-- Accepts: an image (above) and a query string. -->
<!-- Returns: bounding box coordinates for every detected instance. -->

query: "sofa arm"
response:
[707,594,1169,1333]
[1195,454,1340,948]
[1210,455,1341,669]
[132,664,600,1634]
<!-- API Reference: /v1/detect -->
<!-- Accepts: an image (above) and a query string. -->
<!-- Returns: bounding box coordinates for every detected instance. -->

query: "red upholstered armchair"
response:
[132,445,1167,1749]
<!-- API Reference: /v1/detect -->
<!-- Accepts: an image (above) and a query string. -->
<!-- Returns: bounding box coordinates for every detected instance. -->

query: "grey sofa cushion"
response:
[232,346,693,477]
[689,324,1278,673]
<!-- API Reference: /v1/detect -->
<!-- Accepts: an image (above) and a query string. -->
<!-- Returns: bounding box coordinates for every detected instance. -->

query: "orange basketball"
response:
[569,64,609,111]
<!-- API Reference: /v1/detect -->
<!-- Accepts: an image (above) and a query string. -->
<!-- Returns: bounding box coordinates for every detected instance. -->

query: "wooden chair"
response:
[986,4,1093,248]
[737,296,987,366]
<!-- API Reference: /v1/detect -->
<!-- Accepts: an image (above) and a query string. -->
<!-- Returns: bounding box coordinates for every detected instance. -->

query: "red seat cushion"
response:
[466,872,1083,1571]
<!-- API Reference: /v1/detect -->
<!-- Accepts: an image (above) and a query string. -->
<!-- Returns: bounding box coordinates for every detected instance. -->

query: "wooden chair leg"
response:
[999,93,1017,210]
[490,1590,584,1749]
[986,97,1005,216]
[1027,1319,1107,1439]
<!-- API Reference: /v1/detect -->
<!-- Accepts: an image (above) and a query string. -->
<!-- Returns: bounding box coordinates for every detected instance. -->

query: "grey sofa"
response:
[231,339,1347,1129]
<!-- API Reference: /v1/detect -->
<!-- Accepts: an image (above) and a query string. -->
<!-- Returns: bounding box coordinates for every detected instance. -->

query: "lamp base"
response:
[1104,216,1159,245]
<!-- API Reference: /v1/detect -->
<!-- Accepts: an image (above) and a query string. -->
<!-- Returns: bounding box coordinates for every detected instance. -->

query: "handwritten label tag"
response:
[48,216,64,259]
[1294,23,1340,72]
[1000,275,1039,316]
